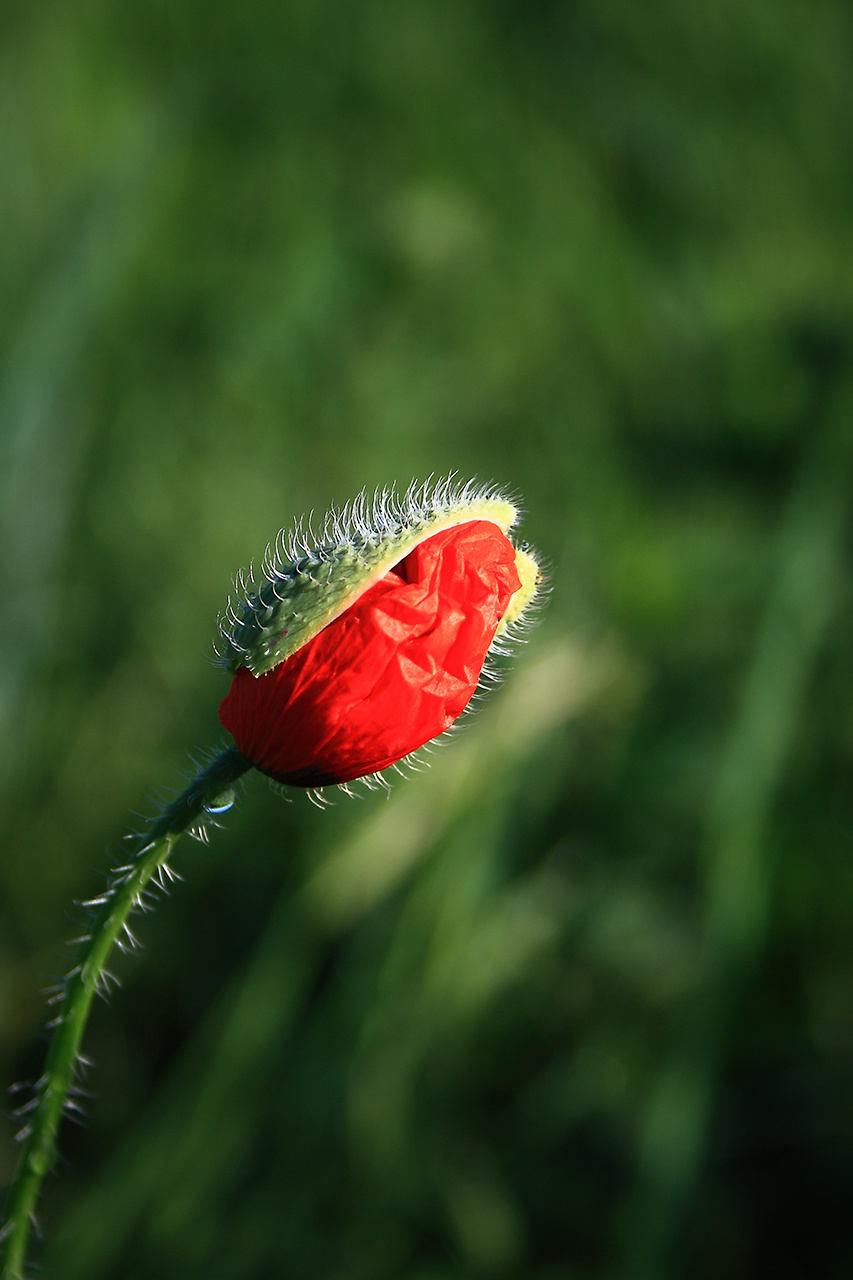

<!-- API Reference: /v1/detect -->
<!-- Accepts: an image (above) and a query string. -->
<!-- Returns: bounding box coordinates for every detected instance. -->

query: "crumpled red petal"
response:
[218,520,521,786]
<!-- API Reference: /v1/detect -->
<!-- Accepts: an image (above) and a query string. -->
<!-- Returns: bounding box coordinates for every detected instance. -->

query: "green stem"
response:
[0,746,252,1280]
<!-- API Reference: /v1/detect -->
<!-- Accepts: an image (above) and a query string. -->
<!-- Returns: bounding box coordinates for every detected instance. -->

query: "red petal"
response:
[218,520,521,786]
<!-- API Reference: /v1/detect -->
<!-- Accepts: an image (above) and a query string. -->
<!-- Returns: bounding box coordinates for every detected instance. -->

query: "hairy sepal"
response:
[217,478,518,677]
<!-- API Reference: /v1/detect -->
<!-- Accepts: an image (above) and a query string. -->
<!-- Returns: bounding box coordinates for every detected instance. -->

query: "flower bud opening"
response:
[218,480,543,788]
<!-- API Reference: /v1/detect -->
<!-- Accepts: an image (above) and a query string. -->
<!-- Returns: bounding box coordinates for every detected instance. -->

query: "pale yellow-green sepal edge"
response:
[498,547,541,635]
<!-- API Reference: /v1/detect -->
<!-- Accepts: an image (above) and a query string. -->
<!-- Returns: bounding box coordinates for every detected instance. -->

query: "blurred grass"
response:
[2,1,853,1277]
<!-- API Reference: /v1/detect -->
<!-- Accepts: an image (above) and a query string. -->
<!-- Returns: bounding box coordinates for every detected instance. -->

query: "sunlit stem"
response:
[0,746,252,1280]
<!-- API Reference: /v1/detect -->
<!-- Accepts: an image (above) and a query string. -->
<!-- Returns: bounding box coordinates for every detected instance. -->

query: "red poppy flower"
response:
[219,519,526,787]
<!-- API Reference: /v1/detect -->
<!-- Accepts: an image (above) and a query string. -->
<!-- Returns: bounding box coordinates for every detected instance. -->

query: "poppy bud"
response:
[217,479,542,788]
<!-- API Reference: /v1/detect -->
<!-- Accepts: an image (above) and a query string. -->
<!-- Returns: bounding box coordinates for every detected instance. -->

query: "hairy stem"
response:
[0,746,252,1280]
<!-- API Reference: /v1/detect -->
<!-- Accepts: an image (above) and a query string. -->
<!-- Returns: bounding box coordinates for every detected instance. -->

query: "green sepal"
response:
[217,483,518,677]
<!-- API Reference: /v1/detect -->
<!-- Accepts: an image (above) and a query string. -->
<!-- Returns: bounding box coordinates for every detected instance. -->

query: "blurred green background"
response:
[2,1,853,1277]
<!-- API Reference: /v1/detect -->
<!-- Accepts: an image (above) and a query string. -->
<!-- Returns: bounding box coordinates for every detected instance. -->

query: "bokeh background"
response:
[3,1,853,1277]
